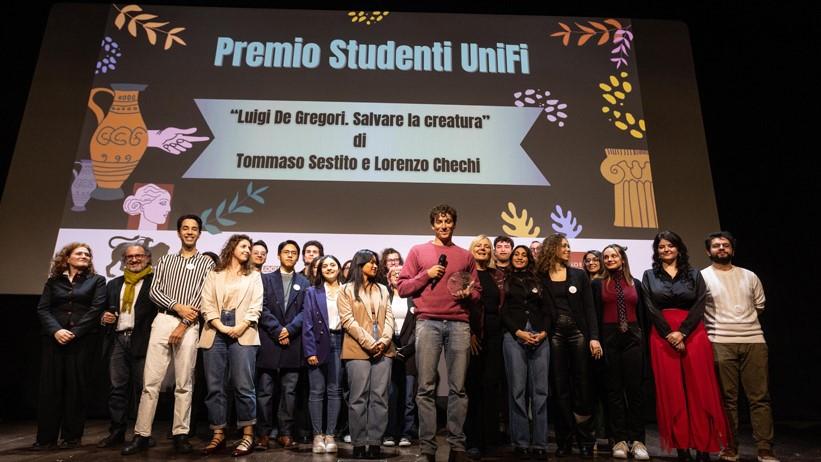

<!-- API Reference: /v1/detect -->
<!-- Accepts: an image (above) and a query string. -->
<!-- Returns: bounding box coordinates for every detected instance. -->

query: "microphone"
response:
[431,254,448,288]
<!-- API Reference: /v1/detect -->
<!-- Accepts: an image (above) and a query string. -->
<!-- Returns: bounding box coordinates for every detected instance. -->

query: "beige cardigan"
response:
[198,269,263,348]
[338,282,395,360]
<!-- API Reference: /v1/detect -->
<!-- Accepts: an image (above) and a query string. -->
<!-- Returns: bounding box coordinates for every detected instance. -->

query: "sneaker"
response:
[312,434,326,454]
[631,441,650,461]
[757,449,780,462]
[399,437,412,447]
[324,435,338,453]
[383,437,396,447]
[719,448,739,462]
[343,434,352,443]
[612,441,629,459]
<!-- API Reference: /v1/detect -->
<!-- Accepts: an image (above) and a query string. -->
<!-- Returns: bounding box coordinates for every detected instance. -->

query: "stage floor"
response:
[0,420,818,461]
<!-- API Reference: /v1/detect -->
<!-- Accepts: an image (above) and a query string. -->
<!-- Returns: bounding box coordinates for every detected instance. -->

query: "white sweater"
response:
[701,265,766,343]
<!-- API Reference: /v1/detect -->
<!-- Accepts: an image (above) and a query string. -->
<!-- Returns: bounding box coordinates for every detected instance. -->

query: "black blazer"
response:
[542,267,598,341]
[258,270,309,370]
[394,297,418,376]
[102,273,159,359]
[37,272,106,339]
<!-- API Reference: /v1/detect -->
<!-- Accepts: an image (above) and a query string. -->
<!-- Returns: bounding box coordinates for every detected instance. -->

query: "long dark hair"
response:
[347,249,379,303]
[652,230,692,280]
[215,234,254,275]
[313,255,342,288]
[505,245,541,294]
[583,250,605,280]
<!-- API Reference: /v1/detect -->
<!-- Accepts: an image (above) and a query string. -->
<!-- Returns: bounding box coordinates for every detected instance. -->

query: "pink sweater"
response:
[396,241,481,322]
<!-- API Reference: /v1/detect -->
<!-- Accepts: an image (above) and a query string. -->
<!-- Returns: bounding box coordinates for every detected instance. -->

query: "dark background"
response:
[3,0,818,423]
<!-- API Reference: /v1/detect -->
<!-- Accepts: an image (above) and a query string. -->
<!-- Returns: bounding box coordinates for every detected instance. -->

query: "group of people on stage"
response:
[33,205,779,462]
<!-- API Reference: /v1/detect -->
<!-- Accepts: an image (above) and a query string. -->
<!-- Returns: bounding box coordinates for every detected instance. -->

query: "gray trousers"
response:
[346,357,392,446]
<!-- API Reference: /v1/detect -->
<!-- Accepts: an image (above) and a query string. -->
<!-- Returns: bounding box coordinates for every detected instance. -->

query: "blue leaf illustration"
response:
[233,206,253,214]
[246,182,254,196]
[229,193,239,212]
[217,216,237,226]
[216,199,226,218]
[254,186,269,195]
[550,204,583,238]
[250,194,265,204]
[201,208,212,222]
[204,223,221,235]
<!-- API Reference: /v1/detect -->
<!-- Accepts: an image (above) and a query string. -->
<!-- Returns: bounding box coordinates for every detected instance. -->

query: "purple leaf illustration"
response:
[550,205,583,237]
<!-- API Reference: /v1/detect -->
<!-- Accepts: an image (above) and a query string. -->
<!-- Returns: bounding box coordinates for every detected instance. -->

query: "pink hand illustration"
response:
[147,127,210,155]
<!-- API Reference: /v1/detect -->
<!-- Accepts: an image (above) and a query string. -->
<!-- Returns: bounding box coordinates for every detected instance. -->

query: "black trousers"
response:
[602,324,645,443]
[37,335,93,444]
[465,315,506,450]
[550,314,594,446]
[108,332,146,435]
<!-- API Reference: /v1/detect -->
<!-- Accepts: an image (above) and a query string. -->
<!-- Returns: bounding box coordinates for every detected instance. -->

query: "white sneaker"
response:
[399,437,412,447]
[312,434,326,454]
[631,441,650,460]
[613,441,629,459]
[343,434,352,443]
[383,437,396,447]
[324,435,337,453]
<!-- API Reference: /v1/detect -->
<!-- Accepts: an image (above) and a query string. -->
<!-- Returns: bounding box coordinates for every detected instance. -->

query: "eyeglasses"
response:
[124,254,147,260]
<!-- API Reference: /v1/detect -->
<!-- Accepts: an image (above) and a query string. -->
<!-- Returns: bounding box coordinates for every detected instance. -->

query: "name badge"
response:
[568,285,577,294]
[186,263,195,270]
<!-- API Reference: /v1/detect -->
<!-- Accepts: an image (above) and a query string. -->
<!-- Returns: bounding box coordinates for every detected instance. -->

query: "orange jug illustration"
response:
[87,84,148,200]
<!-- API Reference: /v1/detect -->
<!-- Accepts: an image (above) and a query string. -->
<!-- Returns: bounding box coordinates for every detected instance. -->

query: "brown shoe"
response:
[276,435,297,449]
[254,435,270,451]
[757,449,780,462]
[719,448,739,462]
[232,437,254,457]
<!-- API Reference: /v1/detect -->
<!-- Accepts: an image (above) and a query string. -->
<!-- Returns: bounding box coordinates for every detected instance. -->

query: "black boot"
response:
[677,449,694,462]
[97,431,125,448]
[696,451,711,462]
[353,445,367,459]
[367,445,382,459]
[121,435,150,455]
[173,434,193,454]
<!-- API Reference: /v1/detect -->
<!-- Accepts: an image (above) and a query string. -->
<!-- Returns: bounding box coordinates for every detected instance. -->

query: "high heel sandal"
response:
[232,435,254,457]
[202,430,225,455]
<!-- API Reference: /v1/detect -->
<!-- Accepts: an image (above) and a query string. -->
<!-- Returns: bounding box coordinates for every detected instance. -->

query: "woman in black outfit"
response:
[537,233,601,457]
[591,244,649,460]
[33,242,106,450]
[464,235,506,458]
[501,245,550,459]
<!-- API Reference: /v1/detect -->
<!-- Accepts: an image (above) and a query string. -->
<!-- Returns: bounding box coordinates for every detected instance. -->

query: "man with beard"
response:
[97,244,159,449]
[701,232,778,462]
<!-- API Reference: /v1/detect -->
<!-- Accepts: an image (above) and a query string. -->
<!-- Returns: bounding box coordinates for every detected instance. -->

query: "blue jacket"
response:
[302,284,336,365]
[257,270,309,369]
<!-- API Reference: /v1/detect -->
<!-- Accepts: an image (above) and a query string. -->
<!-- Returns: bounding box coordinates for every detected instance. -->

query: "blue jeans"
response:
[346,356,392,446]
[308,331,344,435]
[415,319,470,455]
[503,332,550,450]
[202,310,258,429]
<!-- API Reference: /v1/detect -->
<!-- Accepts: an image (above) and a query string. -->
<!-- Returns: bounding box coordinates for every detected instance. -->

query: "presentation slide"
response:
[1,5,718,292]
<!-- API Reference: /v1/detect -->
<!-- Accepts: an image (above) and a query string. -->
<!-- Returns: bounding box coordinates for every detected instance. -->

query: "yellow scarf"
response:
[122,266,153,314]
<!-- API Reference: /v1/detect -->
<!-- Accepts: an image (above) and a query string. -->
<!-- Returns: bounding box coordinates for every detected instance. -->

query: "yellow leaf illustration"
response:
[145,28,157,45]
[501,202,541,237]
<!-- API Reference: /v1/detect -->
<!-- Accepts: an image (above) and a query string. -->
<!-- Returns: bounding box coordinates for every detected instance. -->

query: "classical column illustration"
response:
[600,148,658,228]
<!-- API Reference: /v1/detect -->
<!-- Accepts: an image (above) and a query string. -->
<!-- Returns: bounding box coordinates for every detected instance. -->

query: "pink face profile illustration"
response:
[123,183,172,230]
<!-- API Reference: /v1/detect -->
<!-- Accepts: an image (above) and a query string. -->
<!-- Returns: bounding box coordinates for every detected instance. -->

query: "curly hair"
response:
[652,230,692,280]
[49,242,95,278]
[535,233,567,276]
[122,183,170,216]
[429,204,457,224]
[214,234,254,276]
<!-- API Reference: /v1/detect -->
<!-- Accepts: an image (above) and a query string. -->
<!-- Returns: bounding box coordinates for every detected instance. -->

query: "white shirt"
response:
[325,282,341,330]
[701,265,766,343]
[117,279,144,332]
[391,294,408,333]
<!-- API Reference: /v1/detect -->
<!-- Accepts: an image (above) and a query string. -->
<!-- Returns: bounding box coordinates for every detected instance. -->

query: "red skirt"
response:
[649,309,729,452]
